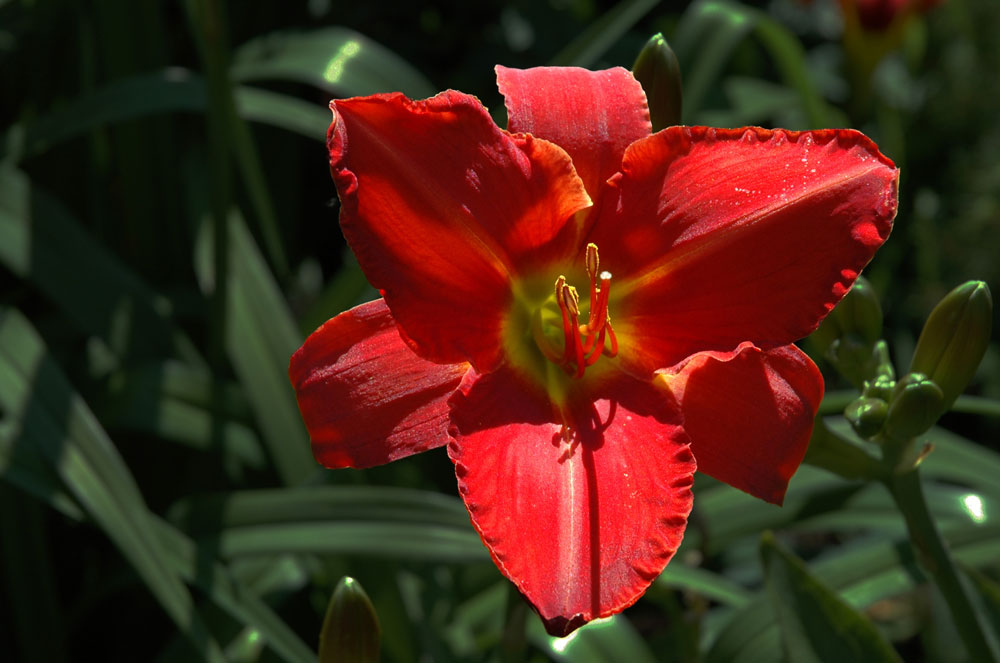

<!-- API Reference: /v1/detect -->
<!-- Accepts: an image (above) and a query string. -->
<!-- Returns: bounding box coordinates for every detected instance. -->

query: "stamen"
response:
[536,245,617,379]
[604,320,619,357]
[554,275,572,365]
[586,243,599,278]
[561,284,585,379]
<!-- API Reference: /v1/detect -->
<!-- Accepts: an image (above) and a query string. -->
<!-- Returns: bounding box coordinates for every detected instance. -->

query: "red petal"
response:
[657,343,823,504]
[447,368,695,635]
[330,91,591,371]
[591,127,898,378]
[289,299,469,469]
[497,66,652,202]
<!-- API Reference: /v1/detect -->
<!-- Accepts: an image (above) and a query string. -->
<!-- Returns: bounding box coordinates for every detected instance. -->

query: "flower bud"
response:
[845,396,888,439]
[884,372,944,441]
[863,374,896,402]
[632,33,683,131]
[910,281,992,412]
[840,276,884,345]
[319,577,380,663]
[809,276,888,388]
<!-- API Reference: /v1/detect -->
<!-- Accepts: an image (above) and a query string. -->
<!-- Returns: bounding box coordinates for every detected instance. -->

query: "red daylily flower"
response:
[841,0,943,31]
[290,66,898,636]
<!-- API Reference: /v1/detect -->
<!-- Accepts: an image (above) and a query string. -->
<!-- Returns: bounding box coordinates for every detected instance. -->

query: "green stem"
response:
[952,395,1000,418]
[803,418,882,481]
[884,469,1000,662]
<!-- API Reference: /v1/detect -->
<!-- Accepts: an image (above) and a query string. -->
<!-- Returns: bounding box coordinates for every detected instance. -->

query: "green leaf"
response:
[232,26,436,99]
[2,70,328,162]
[761,532,901,663]
[672,0,757,121]
[169,485,471,532]
[0,166,193,364]
[194,210,316,486]
[101,361,266,474]
[706,522,1000,662]
[236,85,330,140]
[170,486,485,562]
[0,307,225,661]
[549,0,660,67]
[672,0,841,126]
[655,563,752,608]
[152,517,316,663]
[298,250,374,337]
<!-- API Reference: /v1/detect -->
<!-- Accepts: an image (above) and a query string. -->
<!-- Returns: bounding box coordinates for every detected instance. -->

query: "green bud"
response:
[845,396,889,438]
[837,276,884,344]
[632,33,683,131]
[863,374,896,401]
[884,372,945,441]
[809,277,889,388]
[319,577,380,663]
[910,281,993,412]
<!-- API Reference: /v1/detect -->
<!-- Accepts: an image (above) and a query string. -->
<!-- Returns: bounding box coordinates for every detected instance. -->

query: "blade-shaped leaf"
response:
[0,166,192,364]
[0,307,225,661]
[170,486,484,562]
[2,70,328,163]
[549,0,660,67]
[761,532,901,663]
[194,210,316,485]
[232,26,435,99]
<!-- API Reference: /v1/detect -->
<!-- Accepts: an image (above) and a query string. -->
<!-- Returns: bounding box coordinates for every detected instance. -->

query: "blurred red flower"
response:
[844,0,944,31]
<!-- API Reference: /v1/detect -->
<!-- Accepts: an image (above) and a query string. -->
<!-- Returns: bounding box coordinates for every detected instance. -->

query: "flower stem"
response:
[952,395,1000,418]
[884,468,1000,662]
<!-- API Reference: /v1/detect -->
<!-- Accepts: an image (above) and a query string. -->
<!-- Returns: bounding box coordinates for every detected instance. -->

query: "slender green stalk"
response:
[884,468,1000,662]
[952,395,1000,418]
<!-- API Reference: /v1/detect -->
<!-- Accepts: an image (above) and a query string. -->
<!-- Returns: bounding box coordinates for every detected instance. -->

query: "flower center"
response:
[529,243,618,379]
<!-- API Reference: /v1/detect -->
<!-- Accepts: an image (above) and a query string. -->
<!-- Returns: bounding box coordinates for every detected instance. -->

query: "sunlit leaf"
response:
[232,27,435,99]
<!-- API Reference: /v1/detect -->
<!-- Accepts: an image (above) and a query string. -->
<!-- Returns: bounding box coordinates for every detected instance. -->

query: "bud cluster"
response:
[839,281,992,445]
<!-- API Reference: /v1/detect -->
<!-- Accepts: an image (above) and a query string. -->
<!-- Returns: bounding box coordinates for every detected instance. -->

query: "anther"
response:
[586,243,599,279]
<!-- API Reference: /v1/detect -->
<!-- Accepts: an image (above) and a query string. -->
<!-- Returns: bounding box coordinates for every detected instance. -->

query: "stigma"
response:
[531,243,619,379]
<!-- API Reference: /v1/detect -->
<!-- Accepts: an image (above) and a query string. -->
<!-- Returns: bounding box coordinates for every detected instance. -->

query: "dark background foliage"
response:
[1,0,998,660]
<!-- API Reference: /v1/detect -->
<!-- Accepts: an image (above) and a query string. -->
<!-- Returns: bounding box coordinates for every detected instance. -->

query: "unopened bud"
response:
[809,277,889,388]
[884,372,944,441]
[845,396,889,439]
[863,374,896,402]
[840,276,884,344]
[910,281,992,412]
[632,33,683,131]
[319,577,380,663]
